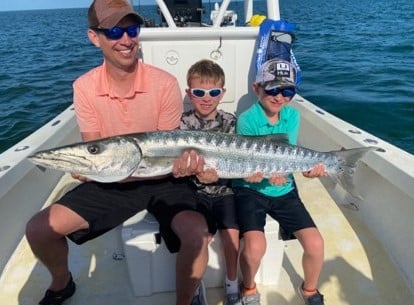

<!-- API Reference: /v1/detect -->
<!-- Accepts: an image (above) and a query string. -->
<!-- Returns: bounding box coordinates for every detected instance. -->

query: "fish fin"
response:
[85,173,132,183]
[331,146,376,198]
[263,133,290,143]
[243,133,290,143]
[132,157,175,177]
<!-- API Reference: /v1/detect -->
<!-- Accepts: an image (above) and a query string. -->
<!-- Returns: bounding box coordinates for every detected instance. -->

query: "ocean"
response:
[0,0,413,154]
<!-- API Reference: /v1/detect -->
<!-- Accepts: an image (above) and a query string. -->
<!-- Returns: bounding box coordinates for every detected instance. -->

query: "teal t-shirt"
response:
[232,101,300,197]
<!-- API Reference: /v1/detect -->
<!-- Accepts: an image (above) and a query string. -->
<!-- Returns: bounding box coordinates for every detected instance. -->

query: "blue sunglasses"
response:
[190,88,223,98]
[264,87,296,97]
[92,24,140,40]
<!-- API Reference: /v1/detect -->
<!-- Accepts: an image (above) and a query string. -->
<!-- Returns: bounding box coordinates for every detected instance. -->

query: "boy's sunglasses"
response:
[190,88,223,98]
[264,87,296,97]
[92,24,140,40]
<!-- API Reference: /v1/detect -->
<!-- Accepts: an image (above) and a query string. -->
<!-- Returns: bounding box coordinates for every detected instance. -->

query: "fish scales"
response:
[133,131,340,178]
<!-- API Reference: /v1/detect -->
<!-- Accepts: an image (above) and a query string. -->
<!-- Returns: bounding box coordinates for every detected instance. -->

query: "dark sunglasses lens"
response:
[209,89,222,97]
[282,88,295,97]
[106,27,123,39]
[126,25,139,37]
[265,88,295,97]
[192,89,205,97]
[104,25,139,40]
[264,89,278,96]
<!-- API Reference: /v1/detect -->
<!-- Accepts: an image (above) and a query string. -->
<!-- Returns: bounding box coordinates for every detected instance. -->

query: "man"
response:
[25,1,210,305]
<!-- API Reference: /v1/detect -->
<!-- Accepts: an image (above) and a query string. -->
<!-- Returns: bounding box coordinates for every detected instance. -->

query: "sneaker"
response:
[297,283,325,305]
[191,280,208,305]
[225,292,242,305]
[39,273,76,305]
[242,291,261,305]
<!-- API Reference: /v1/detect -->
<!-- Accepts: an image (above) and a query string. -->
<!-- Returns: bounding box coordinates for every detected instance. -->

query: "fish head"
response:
[28,136,142,183]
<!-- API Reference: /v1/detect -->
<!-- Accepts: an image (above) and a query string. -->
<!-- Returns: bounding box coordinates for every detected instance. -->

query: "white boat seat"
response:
[121,210,284,297]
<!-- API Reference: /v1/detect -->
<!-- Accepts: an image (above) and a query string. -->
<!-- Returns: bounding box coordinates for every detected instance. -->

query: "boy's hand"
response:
[303,163,328,178]
[244,172,264,183]
[269,174,287,185]
[172,150,204,178]
[197,168,219,184]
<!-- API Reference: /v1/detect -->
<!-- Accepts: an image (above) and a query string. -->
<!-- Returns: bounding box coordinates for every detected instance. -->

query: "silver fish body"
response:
[28,130,374,190]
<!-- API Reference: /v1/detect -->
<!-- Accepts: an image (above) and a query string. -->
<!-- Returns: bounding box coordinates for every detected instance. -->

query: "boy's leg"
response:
[220,228,240,282]
[239,230,266,290]
[294,227,324,293]
[234,188,268,305]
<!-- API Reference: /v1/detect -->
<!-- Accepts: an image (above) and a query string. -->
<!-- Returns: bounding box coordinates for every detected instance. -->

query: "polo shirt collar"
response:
[95,60,149,98]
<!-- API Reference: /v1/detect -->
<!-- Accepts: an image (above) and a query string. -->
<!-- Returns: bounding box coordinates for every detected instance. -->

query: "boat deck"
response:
[1,174,412,305]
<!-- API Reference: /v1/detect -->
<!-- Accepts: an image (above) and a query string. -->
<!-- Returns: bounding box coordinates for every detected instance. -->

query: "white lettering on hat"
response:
[275,62,290,77]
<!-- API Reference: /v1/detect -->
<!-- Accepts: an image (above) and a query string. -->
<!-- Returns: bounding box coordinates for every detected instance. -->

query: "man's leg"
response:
[172,210,211,305]
[26,204,88,291]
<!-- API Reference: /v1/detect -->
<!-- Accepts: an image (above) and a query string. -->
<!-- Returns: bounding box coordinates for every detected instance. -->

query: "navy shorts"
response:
[196,193,239,234]
[57,177,206,253]
[234,187,316,240]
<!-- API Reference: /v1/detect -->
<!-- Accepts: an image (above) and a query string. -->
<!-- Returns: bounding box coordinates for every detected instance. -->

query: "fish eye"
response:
[87,144,100,154]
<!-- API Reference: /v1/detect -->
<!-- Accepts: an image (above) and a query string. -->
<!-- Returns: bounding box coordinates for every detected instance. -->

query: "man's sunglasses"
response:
[264,87,296,97]
[92,24,140,40]
[190,88,223,98]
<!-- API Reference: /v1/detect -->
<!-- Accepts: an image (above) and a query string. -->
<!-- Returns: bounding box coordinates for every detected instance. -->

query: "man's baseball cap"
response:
[88,0,144,28]
[256,58,297,90]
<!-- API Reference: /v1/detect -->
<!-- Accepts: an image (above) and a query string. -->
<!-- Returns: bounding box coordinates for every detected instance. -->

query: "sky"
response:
[0,0,90,11]
[0,0,153,12]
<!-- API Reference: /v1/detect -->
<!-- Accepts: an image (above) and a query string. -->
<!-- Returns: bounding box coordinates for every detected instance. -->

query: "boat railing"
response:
[154,0,280,28]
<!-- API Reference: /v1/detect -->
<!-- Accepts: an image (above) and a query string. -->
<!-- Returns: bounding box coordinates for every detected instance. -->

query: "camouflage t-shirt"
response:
[180,109,236,197]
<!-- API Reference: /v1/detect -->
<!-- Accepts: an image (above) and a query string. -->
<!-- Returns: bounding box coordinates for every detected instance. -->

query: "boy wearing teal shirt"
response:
[232,103,299,197]
[235,59,327,305]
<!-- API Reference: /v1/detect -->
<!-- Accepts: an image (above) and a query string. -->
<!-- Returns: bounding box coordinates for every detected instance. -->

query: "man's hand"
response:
[71,173,90,182]
[172,150,205,178]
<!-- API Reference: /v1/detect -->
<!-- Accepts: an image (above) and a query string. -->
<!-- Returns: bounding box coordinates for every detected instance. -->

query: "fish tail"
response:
[332,147,375,198]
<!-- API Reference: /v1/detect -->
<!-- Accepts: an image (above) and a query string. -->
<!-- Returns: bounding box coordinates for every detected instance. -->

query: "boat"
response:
[1,0,414,304]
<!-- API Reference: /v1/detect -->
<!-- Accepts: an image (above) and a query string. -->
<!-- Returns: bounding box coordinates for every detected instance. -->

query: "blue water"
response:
[0,0,413,154]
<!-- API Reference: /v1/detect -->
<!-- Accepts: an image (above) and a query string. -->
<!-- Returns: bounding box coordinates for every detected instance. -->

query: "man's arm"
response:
[81,131,102,142]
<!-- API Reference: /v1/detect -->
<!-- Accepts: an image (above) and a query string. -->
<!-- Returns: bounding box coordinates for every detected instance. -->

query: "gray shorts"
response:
[56,177,206,252]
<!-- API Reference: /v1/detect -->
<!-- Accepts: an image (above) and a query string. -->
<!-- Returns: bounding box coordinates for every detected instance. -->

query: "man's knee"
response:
[26,211,50,243]
[172,210,210,247]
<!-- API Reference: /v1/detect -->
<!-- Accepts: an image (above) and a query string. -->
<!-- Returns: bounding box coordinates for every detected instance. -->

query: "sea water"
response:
[0,0,413,154]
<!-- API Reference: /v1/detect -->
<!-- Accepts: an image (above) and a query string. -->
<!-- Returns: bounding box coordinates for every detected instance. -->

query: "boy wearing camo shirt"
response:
[180,59,241,305]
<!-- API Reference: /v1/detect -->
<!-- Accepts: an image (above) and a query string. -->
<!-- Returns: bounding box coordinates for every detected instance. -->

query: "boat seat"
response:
[121,210,284,297]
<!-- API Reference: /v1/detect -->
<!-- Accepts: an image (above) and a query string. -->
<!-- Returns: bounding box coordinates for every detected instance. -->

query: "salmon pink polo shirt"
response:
[73,60,183,138]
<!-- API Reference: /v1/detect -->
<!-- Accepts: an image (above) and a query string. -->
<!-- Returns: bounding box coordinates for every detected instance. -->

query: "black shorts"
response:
[196,193,238,234]
[234,187,316,240]
[57,177,203,253]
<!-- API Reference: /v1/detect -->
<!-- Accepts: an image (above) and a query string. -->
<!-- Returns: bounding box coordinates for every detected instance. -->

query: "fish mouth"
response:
[28,152,94,172]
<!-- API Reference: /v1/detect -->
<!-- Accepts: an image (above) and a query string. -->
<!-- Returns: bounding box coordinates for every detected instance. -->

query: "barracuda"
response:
[28,130,374,191]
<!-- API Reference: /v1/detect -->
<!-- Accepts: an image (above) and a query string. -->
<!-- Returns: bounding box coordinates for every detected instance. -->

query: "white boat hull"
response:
[1,1,414,303]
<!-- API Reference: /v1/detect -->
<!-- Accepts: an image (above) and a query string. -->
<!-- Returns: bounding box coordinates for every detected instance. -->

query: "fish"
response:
[28,130,375,192]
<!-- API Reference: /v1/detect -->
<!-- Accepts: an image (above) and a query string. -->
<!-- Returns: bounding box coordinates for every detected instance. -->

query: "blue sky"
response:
[0,0,153,12]
[0,0,90,11]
